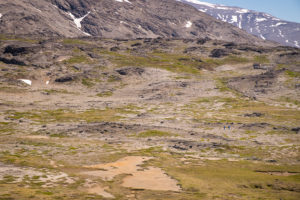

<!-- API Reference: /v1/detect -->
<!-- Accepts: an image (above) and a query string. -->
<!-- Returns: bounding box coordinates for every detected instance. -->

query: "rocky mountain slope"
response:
[179,0,300,48]
[0,0,271,45]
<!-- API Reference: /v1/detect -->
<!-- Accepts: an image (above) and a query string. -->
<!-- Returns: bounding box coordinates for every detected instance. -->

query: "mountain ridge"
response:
[178,0,300,48]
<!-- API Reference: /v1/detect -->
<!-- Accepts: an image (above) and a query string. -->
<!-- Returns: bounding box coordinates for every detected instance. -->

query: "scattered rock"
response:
[110,47,120,52]
[0,57,27,65]
[210,48,230,58]
[197,37,210,45]
[55,76,74,83]
[291,127,300,133]
[253,63,273,70]
[116,67,144,76]
[244,112,264,117]
[3,44,39,56]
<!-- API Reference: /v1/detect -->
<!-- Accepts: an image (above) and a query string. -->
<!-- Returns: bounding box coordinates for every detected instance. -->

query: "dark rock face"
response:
[244,112,264,117]
[4,45,37,56]
[0,57,27,66]
[210,48,230,58]
[0,43,52,67]
[116,67,145,76]
[55,76,74,83]
[291,127,300,133]
[110,47,120,52]
[0,0,271,45]
[197,37,210,44]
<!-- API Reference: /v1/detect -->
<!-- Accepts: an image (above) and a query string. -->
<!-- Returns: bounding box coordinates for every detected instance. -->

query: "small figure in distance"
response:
[224,125,226,130]
[228,125,231,130]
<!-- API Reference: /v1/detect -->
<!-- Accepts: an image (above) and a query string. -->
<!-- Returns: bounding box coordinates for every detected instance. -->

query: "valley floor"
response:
[0,37,299,199]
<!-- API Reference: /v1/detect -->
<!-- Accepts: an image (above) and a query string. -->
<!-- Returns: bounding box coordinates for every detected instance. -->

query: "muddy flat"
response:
[122,167,181,191]
[82,156,180,192]
[82,156,153,181]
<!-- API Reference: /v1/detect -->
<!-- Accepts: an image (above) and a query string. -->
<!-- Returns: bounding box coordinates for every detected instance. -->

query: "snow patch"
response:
[215,6,230,10]
[46,81,50,85]
[0,13,2,19]
[247,15,251,23]
[260,34,266,40]
[263,13,272,17]
[19,79,32,86]
[185,21,192,28]
[183,0,216,8]
[68,11,91,36]
[278,29,284,38]
[115,0,131,3]
[236,9,249,14]
[216,14,227,22]
[229,15,237,23]
[238,15,242,29]
[294,41,299,48]
[68,12,90,29]
[198,9,207,12]
[256,18,267,22]
[270,22,287,27]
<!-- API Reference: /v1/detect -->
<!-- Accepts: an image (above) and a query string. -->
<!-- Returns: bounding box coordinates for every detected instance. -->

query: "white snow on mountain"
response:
[270,22,287,27]
[278,29,284,38]
[68,12,90,29]
[115,0,131,3]
[230,15,237,23]
[181,0,215,8]
[236,9,249,14]
[178,0,300,48]
[68,11,91,36]
[198,9,207,12]
[256,18,267,22]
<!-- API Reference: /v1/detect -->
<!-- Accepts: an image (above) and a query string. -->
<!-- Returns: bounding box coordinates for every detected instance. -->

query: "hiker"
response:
[228,125,231,130]
[224,125,226,130]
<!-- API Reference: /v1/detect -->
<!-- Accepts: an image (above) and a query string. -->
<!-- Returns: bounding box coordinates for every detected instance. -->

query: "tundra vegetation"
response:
[0,36,299,200]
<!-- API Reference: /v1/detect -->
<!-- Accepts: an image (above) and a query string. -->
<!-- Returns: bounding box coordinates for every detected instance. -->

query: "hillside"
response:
[0,0,273,46]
